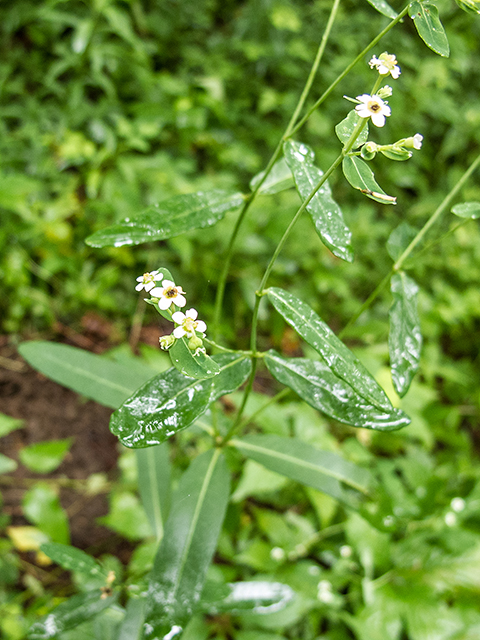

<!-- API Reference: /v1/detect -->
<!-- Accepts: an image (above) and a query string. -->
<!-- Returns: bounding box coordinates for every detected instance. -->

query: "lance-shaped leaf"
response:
[451,202,480,219]
[200,581,295,615]
[86,190,245,248]
[335,110,369,148]
[284,140,353,262]
[40,543,108,579]
[18,341,155,409]
[28,591,117,639]
[264,350,410,431]
[342,155,396,205]
[169,336,220,379]
[144,449,230,639]
[389,273,422,397]
[250,157,294,195]
[268,287,392,410]
[409,2,450,57]
[118,599,145,640]
[136,444,171,541]
[365,0,397,18]
[231,434,373,505]
[110,354,251,448]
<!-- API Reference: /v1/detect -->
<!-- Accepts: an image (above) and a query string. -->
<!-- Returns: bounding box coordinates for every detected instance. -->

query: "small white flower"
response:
[355,94,391,127]
[172,308,207,339]
[150,279,187,310]
[413,133,423,149]
[451,497,466,513]
[135,270,163,292]
[369,52,401,79]
[270,547,286,561]
[444,512,457,527]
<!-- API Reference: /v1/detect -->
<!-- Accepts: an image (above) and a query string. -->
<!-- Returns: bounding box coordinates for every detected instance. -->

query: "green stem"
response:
[339,150,480,338]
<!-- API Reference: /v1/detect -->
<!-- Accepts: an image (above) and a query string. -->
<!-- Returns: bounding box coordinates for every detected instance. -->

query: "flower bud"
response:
[159,334,176,350]
[361,141,378,160]
[377,85,393,99]
[188,335,204,351]
[400,133,423,150]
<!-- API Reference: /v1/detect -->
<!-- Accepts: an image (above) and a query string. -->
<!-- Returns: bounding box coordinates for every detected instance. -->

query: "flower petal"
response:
[173,326,186,339]
[162,279,175,288]
[371,113,386,127]
[185,308,198,320]
[172,311,185,323]
[196,321,207,333]
[158,297,172,310]
[175,294,187,308]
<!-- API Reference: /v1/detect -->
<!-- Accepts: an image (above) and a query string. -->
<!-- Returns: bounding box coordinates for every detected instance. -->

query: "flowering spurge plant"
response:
[20,3,480,640]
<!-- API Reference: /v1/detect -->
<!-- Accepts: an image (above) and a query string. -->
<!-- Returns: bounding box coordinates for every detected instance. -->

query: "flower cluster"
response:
[135,270,207,354]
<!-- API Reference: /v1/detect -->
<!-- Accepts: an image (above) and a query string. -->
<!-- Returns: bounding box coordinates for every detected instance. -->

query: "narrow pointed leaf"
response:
[250,158,294,195]
[389,273,422,397]
[342,156,396,204]
[40,543,108,579]
[118,598,145,640]
[200,581,295,615]
[365,0,398,19]
[28,591,117,639]
[144,450,230,639]
[231,434,373,504]
[18,341,155,409]
[284,140,353,262]
[335,110,369,148]
[86,190,245,247]
[268,287,392,410]
[110,354,251,448]
[264,350,410,431]
[409,2,450,57]
[169,337,220,379]
[451,202,480,219]
[136,444,171,541]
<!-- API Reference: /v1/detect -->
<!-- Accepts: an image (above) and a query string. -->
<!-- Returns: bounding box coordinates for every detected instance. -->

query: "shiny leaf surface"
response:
[169,337,220,379]
[118,598,145,640]
[144,450,230,639]
[409,2,450,57]
[264,350,410,431]
[284,140,353,262]
[389,273,422,397]
[250,157,294,195]
[136,444,171,541]
[342,155,396,204]
[451,201,480,219]
[335,110,369,148]
[365,0,398,18]
[86,190,244,248]
[40,543,107,579]
[268,287,392,410]
[200,580,295,615]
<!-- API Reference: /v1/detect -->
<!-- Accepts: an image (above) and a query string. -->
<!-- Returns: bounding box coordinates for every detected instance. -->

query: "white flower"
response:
[355,94,391,127]
[172,308,207,339]
[150,279,187,310]
[369,52,401,79]
[451,497,466,513]
[135,270,163,292]
[413,133,423,149]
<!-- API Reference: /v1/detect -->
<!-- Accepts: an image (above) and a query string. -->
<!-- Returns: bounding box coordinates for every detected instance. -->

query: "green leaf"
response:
[284,140,353,262]
[19,342,156,409]
[335,110,369,148]
[136,444,171,541]
[28,591,117,639]
[231,434,373,505]
[40,543,108,579]
[365,0,398,19]
[250,158,294,195]
[264,351,410,431]
[23,484,70,544]
[0,452,17,474]
[110,354,251,448]
[408,2,450,57]
[144,449,230,638]
[200,581,295,615]
[387,222,418,261]
[85,190,244,248]
[379,147,412,161]
[342,156,396,204]
[267,287,392,410]
[98,492,152,541]
[118,598,145,640]
[169,337,220,379]
[451,201,480,219]
[0,413,24,438]
[389,273,422,397]
[455,0,480,16]
[19,438,73,474]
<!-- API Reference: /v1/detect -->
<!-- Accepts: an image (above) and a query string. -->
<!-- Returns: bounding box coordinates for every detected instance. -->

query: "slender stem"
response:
[339,150,480,337]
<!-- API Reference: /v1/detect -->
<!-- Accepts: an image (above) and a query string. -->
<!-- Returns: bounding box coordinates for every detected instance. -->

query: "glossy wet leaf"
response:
[231,434,373,505]
[86,190,244,248]
[28,590,117,639]
[136,444,171,541]
[169,337,220,379]
[118,598,145,640]
[110,354,251,448]
[144,449,230,639]
[335,110,369,148]
[23,484,70,544]
[19,438,73,474]
[389,273,422,397]
[451,201,480,219]
[268,287,392,410]
[40,543,108,579]
[342,156,396,204]
[409,2,450,57]
[264,351,410,431]
[200,580,295,615]
[387,222,418,261]
[365,0,398,18]
[19,341,156,409]
[284,140,353,262]
[250,157,294,195]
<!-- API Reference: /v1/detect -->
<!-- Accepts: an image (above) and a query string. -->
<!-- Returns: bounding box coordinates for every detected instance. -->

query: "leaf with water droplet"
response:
[199,580,295,615]
[389,273,422,397]
[144,450,230,638]
[284,140,353,262]
[335,110,369,148]
[409,2,450,57]
[85,190,245,248]
[250,157,294,195]
[264,350,410,431]
[365,0,398,18]
[40,543,108,579]
[451,202,480,219]
[169,337,220,379]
